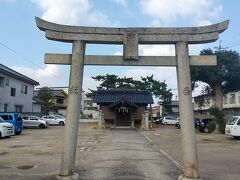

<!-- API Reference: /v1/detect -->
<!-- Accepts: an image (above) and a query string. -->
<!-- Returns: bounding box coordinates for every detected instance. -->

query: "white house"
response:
[0,64,39,112]
[194,91,240,115]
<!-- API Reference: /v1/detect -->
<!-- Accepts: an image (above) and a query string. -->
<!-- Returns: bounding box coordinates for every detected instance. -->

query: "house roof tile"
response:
[94,90,153,104]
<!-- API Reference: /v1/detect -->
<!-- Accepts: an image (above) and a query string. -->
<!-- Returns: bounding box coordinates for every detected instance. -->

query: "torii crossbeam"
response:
[36,17,229,180]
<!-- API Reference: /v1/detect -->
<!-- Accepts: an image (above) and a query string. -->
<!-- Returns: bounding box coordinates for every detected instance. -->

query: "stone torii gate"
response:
[35,17,229,180]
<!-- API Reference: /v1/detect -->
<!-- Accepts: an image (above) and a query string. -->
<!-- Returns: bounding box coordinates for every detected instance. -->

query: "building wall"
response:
[101,106,115,120]
[0,72,35,112]
[194,91,240,115]
[101,105,146,121]
[32,104,41,113]
[131,106,145,120]
[52,91,68,108]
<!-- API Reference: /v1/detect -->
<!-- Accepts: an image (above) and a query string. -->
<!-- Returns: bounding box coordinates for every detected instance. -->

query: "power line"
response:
[0,41,64,81]
[0,41,43,69]
[213,40,228,51]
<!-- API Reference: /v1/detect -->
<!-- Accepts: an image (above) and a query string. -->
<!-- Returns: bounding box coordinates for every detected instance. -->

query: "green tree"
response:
[36,87,54,114]
[191,49,240,133]
[88,74,173,113]
[191,49,240,110]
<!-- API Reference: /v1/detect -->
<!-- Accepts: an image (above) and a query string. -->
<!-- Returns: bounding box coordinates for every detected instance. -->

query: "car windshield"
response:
[0,117,5,123]
[226,117,239,125]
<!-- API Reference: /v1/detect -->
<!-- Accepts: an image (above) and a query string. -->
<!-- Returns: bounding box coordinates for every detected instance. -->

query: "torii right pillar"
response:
[176,41,201,180]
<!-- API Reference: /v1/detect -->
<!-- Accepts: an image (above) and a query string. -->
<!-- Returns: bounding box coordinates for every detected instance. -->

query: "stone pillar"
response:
[142,111,149,130]
[98,110,104,129]
[59,41,85,179]
[175,42,201,180]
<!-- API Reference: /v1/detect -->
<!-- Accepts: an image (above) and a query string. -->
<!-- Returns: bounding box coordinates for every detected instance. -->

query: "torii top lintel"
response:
[35,17,229,45]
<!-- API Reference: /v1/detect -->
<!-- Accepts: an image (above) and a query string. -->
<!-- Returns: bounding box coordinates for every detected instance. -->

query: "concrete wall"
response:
[32,104,41,113]
[0,72,35,112]
[194,91,240,111]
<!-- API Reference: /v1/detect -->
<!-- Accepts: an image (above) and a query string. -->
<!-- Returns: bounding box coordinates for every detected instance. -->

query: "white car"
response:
[52,115,65,120]
[22,115,49,128]
[41,115,65,126]
[162,116,179,125]
[225,116,240,139]
[0,117,14,138]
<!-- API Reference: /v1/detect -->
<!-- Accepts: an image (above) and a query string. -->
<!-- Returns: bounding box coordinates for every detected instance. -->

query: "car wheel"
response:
[233,136,240,140]
[39,124,45,129]
[203,128,209,133]
[164,122,167,125]
[15,131,22,135]
[0,132,2,138]
[59,121,65,126]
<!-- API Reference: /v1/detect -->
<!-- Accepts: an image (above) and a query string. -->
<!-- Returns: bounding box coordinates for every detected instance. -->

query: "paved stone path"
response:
[76,128,181,180]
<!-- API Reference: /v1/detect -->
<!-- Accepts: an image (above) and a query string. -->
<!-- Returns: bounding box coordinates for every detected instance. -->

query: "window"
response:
[84,100,93,106]
[0,76,5,87]
[0,115,12,121]
[223,95,228,104]
[24,85,28,94]
[21,84,28,94]
[5,79,9,86]
[229,93,236,104]
[30,117,38,121]
[22,116,28,120]
[11,88,16,96]
[56,98,64,104]
[4,104,8,112]
[15,105,23,113]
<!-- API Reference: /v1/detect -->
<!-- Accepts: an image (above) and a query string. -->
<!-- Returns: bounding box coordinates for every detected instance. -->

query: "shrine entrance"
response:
[35,17,229,180]
[116,107,131,126]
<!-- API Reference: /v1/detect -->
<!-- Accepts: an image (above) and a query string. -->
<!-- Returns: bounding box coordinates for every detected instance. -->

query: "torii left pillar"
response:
[58,41,85,179]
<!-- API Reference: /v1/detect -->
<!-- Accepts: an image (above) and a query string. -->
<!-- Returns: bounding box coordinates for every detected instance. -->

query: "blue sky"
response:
[0,0,239,102]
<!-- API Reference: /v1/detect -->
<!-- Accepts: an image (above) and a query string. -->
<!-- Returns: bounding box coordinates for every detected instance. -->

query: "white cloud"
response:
[140,45,175,56]
[11,65,64,87]
[32,0,119,26]
[140,0,223,25]
[82,75,100,91]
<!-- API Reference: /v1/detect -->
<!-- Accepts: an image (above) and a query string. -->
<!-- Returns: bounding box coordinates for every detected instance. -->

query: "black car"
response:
[155,118,163,124]
[194,118,200,128]
[198,118,214,132]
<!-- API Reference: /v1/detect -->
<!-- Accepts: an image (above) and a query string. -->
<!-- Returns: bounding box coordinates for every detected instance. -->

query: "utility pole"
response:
[214,40,228,51]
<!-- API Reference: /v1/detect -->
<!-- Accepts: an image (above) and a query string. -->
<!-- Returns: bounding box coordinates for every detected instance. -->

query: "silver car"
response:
[22,116,49,128]
[41,115,65,126]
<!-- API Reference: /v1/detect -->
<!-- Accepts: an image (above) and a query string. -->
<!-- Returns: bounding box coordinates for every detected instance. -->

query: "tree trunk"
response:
[214,84,223,110]
[213,84,223,133]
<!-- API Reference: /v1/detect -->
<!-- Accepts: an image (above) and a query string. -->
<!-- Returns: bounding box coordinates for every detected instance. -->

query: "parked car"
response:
[155,118,162,124]
[174,118,181,128]
[52,115,65,120]
[198,118,214,133]
[162,116,179,125]
[225,116,240,139]
[0,117,14,138]
[41,115,65,126]
[194,118,200,128]
[174,118,200,129]
[0,113,23,135]
[22,115,49,128]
